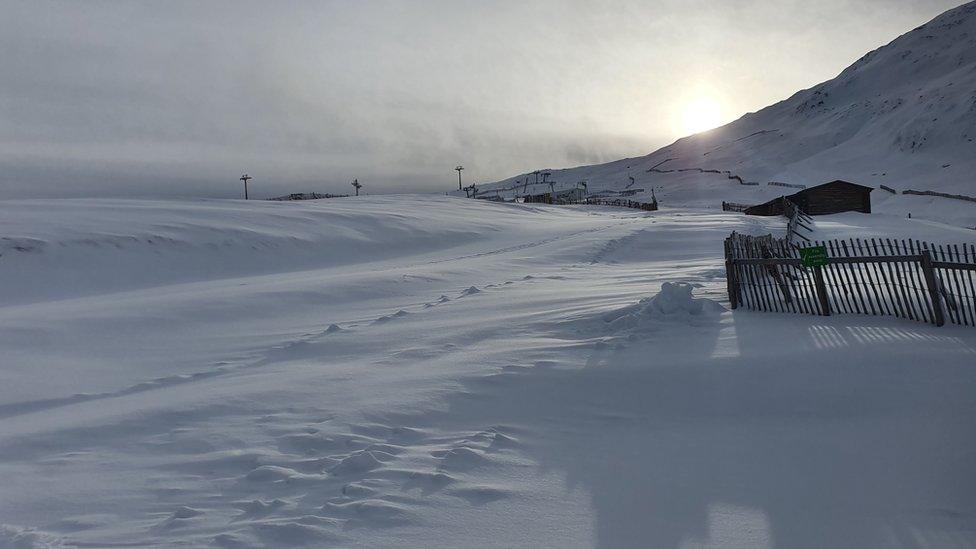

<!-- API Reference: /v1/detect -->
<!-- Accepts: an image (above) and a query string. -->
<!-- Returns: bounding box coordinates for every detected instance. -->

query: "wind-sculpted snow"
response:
[0,197,974,547]
[0,195,598,305]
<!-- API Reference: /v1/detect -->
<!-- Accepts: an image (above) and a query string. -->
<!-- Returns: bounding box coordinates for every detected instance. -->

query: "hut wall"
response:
[743,198,785,216]
[790,183,871,215]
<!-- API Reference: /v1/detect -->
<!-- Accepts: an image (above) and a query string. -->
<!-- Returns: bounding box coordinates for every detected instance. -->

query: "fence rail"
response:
[724,233,976,327]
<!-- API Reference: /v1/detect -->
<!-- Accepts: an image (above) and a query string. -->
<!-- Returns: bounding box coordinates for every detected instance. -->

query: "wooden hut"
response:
[744,180,872,216]
[743,198,786,216]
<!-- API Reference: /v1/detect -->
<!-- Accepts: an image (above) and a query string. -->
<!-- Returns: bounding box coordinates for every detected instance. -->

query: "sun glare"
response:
[681,98,723,136]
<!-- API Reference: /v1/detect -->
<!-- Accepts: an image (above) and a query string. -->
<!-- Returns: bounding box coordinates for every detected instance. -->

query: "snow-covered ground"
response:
[1,195,974,548]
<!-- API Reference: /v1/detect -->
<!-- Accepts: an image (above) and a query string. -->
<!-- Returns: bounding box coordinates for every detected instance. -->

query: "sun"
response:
[681,98,723,136]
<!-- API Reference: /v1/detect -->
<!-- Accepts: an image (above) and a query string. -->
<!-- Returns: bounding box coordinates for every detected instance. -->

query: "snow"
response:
[600,282,725,330]
[1,195,974,547]
[478,1,976,229]
[3,5,976,546]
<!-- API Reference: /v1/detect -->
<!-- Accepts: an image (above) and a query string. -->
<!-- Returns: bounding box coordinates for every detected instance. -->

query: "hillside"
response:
[479,1,976,227]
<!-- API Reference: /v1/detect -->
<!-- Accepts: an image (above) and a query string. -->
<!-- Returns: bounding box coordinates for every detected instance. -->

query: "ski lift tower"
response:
[351,179,362,196]
[240,173,252,200]
[455,166,464,191]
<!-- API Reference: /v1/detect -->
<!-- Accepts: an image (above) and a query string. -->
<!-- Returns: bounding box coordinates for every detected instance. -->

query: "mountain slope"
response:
[480,1,976,225]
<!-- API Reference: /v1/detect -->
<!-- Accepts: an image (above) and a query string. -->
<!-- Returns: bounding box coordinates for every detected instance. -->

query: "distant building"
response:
[553,187,586,204]
[744,180,873,216]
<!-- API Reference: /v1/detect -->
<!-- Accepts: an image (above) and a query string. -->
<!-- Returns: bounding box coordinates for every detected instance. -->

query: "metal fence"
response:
[724,232,976,327]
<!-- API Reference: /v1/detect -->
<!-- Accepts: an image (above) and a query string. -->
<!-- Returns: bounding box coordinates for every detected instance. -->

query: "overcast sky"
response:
[0,0,963,199]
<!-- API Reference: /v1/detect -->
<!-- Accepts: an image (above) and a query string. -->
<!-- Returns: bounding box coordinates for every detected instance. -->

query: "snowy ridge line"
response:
[725,233,976,327]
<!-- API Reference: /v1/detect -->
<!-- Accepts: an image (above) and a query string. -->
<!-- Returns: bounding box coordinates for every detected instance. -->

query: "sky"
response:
[0,0,965,199]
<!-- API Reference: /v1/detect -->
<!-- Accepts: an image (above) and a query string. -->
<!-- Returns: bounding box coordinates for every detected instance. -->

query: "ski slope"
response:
[478,1,976,229]
[1,195,975,548]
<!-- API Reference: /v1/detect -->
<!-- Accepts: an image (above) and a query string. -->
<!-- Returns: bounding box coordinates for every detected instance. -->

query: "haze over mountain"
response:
[482,1,976,222]
[0,0,963,199]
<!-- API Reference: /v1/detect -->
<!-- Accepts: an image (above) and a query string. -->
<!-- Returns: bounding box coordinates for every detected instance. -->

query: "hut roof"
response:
[801,180,874,194]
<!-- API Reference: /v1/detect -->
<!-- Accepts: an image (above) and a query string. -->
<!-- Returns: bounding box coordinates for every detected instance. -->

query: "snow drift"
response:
[602,282,725,331]
[0,195,601,305]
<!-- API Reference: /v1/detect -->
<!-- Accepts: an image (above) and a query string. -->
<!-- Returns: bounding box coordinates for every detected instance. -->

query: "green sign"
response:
[800,245,828,267]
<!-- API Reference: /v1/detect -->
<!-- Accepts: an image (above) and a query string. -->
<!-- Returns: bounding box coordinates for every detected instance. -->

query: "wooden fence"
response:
[724,233,976,327]
[782,199,814,244]
[582,197,658,211]
[522,195,659,211]
[903,189,976,204]
[768,181,806,189]
[722,201,752,213]
[721,197,815,245]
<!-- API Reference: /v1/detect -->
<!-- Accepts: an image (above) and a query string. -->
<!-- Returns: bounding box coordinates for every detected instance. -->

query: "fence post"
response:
[920,250,946,326]
[726,258,739,310]
[813,265,831,316]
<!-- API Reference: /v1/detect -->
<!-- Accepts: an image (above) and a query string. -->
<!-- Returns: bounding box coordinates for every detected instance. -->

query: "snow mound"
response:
[602,282,725,329]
